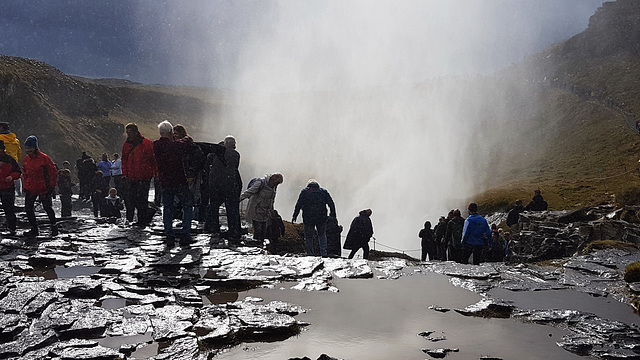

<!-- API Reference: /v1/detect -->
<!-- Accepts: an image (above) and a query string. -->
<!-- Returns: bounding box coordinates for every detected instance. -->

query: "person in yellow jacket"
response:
[0,123,23,196]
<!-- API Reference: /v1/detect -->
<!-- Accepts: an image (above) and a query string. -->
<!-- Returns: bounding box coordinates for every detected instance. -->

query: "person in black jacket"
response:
[433,215,448,260]
[506,199,525,232]
[444,209,465,263]
[206,136,242,240]
[57,162,74,218]
[343,209,373,259]
[525,190,548,211]
[419,221,436,261]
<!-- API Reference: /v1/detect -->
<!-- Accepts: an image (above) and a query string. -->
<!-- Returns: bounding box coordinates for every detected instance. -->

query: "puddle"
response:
[488,287,638,326]
[97,332,156,357]
[202,291,239,305]
[55,265,102,278]
[215,271,584,360]
[22,267,58,280]
[131,341,159,358]
[99,297,131,310]
[22,265,102,279]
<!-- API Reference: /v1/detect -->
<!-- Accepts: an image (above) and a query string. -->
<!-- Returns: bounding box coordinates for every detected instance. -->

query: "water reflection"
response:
[488,287,637,326]
[55,265,102,278]
[215,271,583,360]
[202,291,239,305]
[21,265,102,279]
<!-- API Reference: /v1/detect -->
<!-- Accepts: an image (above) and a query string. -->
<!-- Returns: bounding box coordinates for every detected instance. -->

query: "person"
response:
[0,139,21,235]
[419,221,436,261]
[525,190,548,211]
[96,153,112,190]
[0,122,23,197]
[206,135,242,240]
[90,170,108,217]
[444,209,464,263]
[506,199,525,232]
[343,209,374,259]
[102,188,124,218]
[489,225,506,262]
[78,153,97,202]
[326,216,343,257]
[174,125,206,219]
[433,215,448,260]
[239,173,284,243]
[266,209,285,254]
[110,153,123,195]
[22,135,58,237]
[461,203,492,265]
[153,120,194,244]
[292,179,337,257]
[57,161,74,218]
[121,123,157,225]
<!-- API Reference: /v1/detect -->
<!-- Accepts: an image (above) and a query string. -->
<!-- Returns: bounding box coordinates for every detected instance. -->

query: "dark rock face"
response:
[506,206,640,263]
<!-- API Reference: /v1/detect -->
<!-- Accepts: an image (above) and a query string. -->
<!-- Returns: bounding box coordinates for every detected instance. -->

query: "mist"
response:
[161,0,604,256]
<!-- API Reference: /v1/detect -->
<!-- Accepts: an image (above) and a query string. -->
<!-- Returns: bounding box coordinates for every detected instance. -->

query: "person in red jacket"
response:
[22,135,58,237]
[0,139,22,235]
[121,123,157,225]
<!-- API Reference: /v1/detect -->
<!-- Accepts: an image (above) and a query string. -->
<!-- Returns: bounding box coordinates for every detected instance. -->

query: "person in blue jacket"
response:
[292,179,336,257]
[461,202,492,265]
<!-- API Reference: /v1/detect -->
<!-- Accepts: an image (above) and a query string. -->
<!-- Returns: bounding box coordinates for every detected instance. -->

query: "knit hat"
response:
[25,135,38,149]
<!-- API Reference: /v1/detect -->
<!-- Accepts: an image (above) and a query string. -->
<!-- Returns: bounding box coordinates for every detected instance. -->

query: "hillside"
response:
[0,55,226,163]
[474,0,640,212]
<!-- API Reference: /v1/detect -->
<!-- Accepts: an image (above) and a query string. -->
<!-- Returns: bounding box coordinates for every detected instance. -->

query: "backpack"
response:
[247,177,266,191]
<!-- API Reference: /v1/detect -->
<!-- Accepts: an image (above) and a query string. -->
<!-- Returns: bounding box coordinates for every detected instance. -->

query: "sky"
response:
[0,0,605,88]
[0,0,608,256]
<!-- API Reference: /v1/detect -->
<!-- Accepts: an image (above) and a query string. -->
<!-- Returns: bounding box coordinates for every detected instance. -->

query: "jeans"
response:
[161,185,193,238]
[207,191,241,239]
[304,221,327,256]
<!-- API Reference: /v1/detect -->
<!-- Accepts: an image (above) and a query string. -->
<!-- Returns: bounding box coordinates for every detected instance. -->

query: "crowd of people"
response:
[1,119,549,264]
[419,190,549,265]
[0,120,363,254]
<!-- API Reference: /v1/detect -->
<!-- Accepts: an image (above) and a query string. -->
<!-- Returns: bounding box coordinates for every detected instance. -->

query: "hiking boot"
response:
[23,228,39,238]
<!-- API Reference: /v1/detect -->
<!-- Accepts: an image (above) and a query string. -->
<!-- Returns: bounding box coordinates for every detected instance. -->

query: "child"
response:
[90,170,107,217]
[102,188,124,218]
[57,165,74,217]
[266,209,285,254]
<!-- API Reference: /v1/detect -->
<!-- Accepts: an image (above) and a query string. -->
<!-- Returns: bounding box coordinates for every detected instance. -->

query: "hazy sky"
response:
[0,0,605,88]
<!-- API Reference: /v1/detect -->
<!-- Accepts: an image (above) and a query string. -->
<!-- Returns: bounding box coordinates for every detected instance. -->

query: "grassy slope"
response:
[476,61,640,212]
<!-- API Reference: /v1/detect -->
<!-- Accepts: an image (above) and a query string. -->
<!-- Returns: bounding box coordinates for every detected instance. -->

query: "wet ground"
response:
[0,196,639,360]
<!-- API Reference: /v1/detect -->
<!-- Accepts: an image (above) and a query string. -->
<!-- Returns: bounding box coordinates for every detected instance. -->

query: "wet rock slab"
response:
[2,204,640,359]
